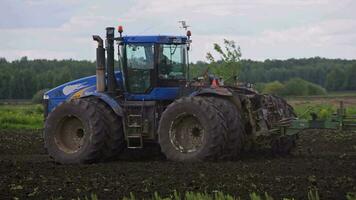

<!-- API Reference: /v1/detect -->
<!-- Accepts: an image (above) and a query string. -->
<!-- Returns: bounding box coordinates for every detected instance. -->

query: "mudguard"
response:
[190,87,233,97]
[83,93,123,117]
[71,86,123,117]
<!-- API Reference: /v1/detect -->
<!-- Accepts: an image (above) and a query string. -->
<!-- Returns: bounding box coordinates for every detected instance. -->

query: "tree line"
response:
[0,57,95,99]
[0,56,355,99]
[191,57,356,92]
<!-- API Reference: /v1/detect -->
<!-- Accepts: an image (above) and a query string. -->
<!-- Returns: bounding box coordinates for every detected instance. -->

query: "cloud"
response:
[0,14,115,61]
[194,19,356,61]
[0,0,355,61]
[0,0,85,29]
[253,19,356,47]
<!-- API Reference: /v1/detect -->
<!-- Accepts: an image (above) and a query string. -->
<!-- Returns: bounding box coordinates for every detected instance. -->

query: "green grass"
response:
[1,96,355,131]
[323,91,356,97]
[0,104,43,130]
[284,91,356,99]
[75,190,356,200]
[292,103,356,120]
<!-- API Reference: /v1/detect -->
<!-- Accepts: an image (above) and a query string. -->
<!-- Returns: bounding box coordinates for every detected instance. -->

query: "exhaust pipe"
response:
[105,27,118,94]
[93,35,106,92]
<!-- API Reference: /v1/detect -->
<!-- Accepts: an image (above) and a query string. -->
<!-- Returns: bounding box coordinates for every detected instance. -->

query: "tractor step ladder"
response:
[126,114,143,148]
[124,100,156,149]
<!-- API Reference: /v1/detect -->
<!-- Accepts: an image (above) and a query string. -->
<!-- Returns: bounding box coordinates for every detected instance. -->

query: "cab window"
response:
[125,44,154,93]
[158,44,186,80]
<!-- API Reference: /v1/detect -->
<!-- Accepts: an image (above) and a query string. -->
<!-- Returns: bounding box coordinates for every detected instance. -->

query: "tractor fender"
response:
[69,85,123,117]
[190,87,233,97]
[190,87,243,113]
[81,93,123,117]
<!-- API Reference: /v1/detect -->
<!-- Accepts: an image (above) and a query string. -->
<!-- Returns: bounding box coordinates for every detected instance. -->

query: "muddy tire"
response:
[204,96,245,159]
[44,98,124,164]
[85,97,125,160]
[158,96,226,161]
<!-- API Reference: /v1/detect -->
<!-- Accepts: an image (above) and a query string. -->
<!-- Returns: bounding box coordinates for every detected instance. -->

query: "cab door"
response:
[124,43,155,94]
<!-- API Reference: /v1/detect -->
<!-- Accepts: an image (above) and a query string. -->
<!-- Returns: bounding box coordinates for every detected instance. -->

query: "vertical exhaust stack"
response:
[106,27,118,94]
[93,35,106,92]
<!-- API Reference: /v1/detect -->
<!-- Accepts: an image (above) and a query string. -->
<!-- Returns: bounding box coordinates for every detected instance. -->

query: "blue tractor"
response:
[43,26,296,164]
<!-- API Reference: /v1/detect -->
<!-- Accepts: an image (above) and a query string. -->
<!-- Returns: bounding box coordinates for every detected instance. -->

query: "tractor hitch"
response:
[282,101,356,135]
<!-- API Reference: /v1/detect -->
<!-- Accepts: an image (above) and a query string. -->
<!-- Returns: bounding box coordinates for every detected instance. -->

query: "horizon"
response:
[1,56,356,64]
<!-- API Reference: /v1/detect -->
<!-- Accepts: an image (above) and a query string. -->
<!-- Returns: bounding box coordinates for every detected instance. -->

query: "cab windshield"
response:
[123,43,188,93]
[158,44,187,80]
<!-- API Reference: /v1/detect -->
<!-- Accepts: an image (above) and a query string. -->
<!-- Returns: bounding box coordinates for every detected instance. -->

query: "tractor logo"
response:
[62,83,87,96]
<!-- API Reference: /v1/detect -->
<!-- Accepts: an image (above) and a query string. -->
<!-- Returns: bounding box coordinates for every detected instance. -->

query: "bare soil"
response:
[0,130,355,200]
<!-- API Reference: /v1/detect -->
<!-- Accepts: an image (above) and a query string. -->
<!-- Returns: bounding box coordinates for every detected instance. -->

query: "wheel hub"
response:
[54,116,86,154]
[169,114,205,153]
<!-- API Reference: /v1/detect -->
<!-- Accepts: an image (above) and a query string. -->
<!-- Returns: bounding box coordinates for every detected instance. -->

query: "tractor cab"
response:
[120,35,189,100]
[91,26,192,101]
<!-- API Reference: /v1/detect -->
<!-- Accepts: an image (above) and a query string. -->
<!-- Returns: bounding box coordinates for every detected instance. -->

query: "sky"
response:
[0,0,355,62]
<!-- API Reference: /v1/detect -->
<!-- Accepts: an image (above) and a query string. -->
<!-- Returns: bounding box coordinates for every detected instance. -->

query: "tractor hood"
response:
[44,71,123,100]
[44,75,96,100]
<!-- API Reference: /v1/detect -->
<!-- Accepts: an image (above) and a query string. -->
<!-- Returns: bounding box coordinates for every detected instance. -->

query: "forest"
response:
[0,56,355,99]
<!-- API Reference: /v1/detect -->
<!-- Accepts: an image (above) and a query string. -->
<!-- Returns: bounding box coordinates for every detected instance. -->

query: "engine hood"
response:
[44,75,96,100]
[44,71,123,100]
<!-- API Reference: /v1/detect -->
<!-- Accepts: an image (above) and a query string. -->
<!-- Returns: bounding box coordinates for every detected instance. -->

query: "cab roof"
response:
[122,35,187,44]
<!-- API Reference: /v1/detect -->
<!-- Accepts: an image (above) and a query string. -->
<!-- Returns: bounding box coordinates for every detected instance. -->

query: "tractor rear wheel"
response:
[44,98,124,164]
[158,96,226,161]
[204,96,245,159]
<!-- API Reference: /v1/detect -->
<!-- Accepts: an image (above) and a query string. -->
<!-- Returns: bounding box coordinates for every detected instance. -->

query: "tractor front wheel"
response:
[44,98,123,164]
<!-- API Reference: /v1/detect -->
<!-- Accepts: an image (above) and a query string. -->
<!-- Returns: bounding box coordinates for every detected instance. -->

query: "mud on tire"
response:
[44,98,124,164]
[158,96,226,161]
[85,97,125,160]
[204,96,245,159]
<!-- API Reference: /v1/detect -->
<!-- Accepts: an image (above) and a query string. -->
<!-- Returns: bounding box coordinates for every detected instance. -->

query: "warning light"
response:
[118,25,123,33]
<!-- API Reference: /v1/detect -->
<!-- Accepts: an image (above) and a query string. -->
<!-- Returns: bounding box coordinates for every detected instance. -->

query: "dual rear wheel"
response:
[158,96,245,161]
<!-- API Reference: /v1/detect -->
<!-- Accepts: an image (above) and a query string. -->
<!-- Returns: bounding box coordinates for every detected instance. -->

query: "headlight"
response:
[43,94,49,100]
